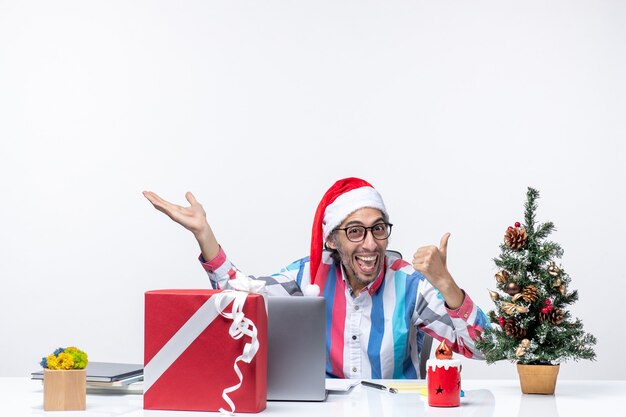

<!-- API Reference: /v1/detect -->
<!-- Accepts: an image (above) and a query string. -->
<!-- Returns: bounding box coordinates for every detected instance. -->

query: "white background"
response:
[1,0,624,380]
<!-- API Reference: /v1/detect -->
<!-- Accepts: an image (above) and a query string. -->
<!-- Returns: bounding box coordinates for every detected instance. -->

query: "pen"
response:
[361,381,398,394]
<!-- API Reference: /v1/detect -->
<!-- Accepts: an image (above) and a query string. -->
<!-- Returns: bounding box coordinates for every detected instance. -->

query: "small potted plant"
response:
[40,346,88,410]
[475,188,596,394]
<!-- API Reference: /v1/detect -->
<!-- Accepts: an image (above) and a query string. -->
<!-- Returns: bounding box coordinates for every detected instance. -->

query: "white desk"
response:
[4,378,624,417]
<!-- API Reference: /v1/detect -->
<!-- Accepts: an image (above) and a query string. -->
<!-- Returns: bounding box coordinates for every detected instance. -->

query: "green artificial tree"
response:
[476,187,596,366]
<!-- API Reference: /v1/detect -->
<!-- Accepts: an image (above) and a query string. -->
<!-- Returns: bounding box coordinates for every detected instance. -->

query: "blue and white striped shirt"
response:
[201,248,489,379]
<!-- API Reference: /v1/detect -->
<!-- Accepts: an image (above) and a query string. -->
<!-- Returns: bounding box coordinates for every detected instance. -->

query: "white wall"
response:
[1,0,624,380]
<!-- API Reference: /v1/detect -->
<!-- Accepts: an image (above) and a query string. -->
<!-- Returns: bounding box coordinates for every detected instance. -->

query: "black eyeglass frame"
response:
[334,222,393,243]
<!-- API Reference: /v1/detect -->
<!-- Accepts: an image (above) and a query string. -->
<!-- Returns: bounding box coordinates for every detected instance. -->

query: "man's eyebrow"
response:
[343,217,385,227]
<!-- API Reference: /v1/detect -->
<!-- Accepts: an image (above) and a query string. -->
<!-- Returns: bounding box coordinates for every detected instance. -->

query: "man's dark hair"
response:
[326,234,341,264]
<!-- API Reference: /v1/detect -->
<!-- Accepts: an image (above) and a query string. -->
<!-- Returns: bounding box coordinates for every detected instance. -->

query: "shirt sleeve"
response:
[199,247,305,296]
[412,277,491,359]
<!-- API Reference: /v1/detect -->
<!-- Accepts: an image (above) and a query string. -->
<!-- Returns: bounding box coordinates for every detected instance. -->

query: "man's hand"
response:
[412,233,464,309]
[143,191,207,235]
[143,191,220,260]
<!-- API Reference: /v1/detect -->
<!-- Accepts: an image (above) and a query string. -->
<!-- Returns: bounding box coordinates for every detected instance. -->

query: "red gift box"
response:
[144,289,267,413]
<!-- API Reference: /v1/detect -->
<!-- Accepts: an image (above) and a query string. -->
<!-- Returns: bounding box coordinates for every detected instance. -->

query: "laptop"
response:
[267,296,327,401]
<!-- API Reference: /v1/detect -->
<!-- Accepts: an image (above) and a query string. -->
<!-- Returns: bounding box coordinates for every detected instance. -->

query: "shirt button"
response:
[354,305,360,311]
[352,367,357,373]
[352,335,357,340]
[463,313,468,318]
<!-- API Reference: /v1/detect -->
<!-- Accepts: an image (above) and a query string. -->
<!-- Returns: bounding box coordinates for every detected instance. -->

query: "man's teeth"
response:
[356,255,377,262]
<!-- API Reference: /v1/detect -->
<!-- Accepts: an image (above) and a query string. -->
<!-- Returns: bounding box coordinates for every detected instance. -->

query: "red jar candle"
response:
[426,359,461,407]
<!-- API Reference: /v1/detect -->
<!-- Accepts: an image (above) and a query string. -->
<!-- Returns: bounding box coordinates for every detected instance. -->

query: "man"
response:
[143,177,489,379]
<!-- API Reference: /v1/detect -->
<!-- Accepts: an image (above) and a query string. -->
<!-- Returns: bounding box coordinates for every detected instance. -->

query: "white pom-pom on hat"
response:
[303,284,320,297]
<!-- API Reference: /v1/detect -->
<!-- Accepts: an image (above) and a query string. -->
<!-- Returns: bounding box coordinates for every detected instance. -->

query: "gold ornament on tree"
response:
[552,279,567,296]
[501,302,529,315]
[488,289,500,301]
[495,270,509,284]
[547,261,561,277]
[504,282,521,295]
[515,339,531,357]
[504,225,527,250]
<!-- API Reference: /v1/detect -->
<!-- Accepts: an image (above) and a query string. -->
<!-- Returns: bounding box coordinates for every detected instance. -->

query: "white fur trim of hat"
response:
[321,186,387,239]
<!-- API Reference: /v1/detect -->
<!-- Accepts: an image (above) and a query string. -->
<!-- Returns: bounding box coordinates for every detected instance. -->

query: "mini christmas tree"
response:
[476,187,596,365]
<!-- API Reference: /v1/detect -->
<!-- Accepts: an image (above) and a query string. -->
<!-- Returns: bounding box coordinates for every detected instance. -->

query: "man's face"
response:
[327,207,389,293]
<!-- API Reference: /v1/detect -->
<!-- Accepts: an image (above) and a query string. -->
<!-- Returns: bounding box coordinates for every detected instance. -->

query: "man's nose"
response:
[361,230,378,250]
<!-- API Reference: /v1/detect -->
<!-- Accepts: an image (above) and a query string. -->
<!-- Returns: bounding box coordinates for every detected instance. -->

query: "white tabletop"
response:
[4,378,625,417]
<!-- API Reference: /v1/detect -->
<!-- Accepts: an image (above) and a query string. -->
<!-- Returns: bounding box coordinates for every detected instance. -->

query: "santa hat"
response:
[308,177,387,295]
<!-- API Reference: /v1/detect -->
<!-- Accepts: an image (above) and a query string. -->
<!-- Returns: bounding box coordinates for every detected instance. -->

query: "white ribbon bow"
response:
[214,272,266,415]
[228,271,267,294]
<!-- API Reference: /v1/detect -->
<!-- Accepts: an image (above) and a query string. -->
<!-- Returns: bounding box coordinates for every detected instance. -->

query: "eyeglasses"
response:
[335,222,393,243]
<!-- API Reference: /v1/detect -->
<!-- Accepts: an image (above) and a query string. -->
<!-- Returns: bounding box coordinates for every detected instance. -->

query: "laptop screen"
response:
[267,296,326,401]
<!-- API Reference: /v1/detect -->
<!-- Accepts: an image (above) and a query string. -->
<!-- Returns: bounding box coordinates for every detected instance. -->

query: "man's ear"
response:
[325,237,337,250]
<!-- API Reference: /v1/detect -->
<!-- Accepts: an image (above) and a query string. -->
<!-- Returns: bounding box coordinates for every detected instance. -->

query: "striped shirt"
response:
[201,247,489,379]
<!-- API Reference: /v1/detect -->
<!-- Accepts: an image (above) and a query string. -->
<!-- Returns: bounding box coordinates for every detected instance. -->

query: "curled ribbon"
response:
[215,272,266,415]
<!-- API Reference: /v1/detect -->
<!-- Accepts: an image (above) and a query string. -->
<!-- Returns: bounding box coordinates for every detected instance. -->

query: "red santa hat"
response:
[308,177,387,294]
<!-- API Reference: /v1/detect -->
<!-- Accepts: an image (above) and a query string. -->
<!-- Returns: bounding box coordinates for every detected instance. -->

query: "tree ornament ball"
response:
[504,282,521,295]
[515,221,521,227]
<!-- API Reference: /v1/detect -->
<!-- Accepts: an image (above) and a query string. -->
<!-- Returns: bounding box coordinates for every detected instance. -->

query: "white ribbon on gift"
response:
[144,272,265,415]
[228,271,266,294]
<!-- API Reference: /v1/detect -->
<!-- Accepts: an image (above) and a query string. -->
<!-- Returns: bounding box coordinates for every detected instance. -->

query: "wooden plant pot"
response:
[516,364,560,395]
[43,368,87,411]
